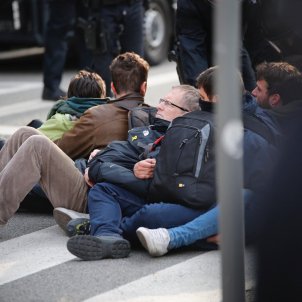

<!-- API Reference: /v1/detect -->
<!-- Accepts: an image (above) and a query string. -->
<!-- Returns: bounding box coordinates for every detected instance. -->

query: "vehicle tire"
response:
[144,0,173,65]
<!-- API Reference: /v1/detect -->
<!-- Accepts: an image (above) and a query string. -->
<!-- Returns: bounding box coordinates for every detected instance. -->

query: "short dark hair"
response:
[255,62,301,95]
[274,74,302,105]
[67,70,106,98]
[196,66,244,99]
[196,67,216,99]
[110,52,149,94]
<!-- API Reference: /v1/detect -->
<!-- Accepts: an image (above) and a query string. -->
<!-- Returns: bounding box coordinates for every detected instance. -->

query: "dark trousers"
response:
[88,182,204,245]
[43,0,90,92]
[176,0,256,91]
[90,1,144,96]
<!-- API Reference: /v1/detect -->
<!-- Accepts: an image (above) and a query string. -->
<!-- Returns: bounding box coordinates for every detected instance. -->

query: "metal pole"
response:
[214,1,246,301]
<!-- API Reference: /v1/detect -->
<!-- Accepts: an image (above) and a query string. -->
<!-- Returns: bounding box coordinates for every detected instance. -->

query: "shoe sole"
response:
[67,236,131,260]
[53,209,73,234]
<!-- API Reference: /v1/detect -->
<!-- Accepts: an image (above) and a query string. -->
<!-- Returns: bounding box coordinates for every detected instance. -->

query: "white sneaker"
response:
[136,227,170,257]
[53,207,89,234]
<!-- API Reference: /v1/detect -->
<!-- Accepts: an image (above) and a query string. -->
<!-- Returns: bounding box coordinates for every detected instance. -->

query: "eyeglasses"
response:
[159,98,189,112]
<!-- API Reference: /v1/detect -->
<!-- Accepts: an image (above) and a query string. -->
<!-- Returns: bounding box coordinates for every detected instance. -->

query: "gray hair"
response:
[172,85,201,111]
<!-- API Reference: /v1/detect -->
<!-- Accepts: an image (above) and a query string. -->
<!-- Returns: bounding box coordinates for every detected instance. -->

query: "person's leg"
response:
[176,0,211,85]
[168,205,218,249]
[120,1,144,55]
[168,189,254,248]
[89,182,147,237]
[121,202,204,245]
[43,0,74,98]
[0,134,87,224]
[89,6,118,96]
[67,183,143,260]
[136,189,254,256]
[0,126,41,171]
[132,203,206,256]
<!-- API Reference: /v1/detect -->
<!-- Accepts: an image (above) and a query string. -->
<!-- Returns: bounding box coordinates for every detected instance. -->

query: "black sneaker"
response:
[67,235,131,260]
[42,87,66,101]
[66,218,91,237]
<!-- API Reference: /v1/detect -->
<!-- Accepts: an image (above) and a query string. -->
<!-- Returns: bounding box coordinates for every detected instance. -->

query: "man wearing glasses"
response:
[59,85,202,260]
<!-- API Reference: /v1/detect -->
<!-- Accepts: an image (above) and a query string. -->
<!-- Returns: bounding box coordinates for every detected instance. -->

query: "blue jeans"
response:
[168,189,254,249]
[88,182,204,242]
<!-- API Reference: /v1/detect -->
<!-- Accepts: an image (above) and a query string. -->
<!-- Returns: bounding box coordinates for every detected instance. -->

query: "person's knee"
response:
[88,183,117,203]
[14,126,40,141]
[25,135,53,154]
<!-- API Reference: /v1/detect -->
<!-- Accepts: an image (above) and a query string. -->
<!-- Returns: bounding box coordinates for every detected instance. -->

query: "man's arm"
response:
[87,161,152,196]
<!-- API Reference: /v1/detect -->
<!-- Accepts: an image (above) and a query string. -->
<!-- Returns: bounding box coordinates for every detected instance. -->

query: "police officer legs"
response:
[90,0,144,96]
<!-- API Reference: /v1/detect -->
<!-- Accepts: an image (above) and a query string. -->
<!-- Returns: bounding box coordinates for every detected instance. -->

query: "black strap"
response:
[114,100,145,111]
[243,113,276,144]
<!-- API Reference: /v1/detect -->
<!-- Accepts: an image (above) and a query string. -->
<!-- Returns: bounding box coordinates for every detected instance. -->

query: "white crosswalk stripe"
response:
[0,99,52,118]
[0,226,75,286]
[0,82,42,95]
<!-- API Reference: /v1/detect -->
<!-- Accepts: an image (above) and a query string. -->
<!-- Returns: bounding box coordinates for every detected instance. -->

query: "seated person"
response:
[63,85,202,260]
[39,69,107,141]
[18,52,150,212]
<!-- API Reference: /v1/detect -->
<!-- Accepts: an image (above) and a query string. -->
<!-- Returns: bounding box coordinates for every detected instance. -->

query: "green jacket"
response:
[39,97,108,141]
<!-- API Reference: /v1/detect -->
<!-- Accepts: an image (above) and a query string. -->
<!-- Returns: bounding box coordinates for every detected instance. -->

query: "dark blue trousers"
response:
[88,182,204,244]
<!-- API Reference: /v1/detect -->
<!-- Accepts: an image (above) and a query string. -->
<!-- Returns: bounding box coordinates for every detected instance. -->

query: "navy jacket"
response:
[87,118,169,196]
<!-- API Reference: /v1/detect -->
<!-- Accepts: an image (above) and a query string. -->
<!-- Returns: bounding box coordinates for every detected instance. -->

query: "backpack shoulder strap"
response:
[243,113,276,144]
[128,105,157,129]
[114,100,144,111]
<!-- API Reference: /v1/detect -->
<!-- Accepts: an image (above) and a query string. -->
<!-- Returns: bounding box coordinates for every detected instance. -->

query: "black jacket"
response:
[87,118,169,196]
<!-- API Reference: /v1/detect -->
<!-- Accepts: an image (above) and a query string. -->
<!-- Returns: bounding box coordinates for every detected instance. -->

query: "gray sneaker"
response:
[53,207,89,235]
[67,235,131,260]
[136,227,170,257]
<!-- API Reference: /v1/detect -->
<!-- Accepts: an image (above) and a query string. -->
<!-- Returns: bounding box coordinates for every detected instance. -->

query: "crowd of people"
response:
[1,2,302,277]
[1,49,302,266]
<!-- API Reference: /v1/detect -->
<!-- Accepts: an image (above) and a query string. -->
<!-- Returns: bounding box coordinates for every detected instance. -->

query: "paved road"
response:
[0,60,255,301]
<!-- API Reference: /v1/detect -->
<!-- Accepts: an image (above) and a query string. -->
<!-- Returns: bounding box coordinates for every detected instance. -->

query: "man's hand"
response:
[84,168,94,187]
[134,158,156,179]
[88,149,101,161]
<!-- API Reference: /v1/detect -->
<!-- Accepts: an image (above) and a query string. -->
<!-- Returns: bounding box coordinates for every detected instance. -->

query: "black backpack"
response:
[116,101,157,129]
[149,109,277,210]
[149,110,216,210]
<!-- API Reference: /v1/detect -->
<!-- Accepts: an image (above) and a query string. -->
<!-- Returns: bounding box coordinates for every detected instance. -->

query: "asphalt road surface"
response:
[0,59,220,302]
